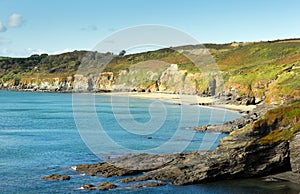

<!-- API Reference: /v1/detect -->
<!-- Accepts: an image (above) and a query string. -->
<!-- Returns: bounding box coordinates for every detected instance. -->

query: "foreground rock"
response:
[76,100,299,186]
[42,174,70,181]
[98,182,117,190]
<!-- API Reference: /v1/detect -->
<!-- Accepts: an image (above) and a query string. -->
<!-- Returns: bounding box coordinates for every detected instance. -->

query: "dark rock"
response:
[98,182,117,190]
[42,174,70,181]
[132,181,166,188]
[75,103,297,186]
[80,184,96,190]
[104,104,291,185]
[246,97,256,105]
[236,97,242,101]
[118,175,150,183]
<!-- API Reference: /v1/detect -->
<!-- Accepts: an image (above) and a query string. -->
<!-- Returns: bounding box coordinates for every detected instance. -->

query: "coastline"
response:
[0,89,256,113]
[3,90,299,189]
[99,91,257,113]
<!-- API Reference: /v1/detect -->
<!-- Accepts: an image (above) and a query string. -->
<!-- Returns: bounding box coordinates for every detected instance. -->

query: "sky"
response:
[0,0,300,57]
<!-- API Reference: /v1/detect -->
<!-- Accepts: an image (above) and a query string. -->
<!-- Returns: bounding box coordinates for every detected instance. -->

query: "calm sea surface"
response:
[0,90,299,193]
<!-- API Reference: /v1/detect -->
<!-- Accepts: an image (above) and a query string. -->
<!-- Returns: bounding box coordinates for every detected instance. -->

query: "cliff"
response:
[1,39,299,105]
[12,39,298,186]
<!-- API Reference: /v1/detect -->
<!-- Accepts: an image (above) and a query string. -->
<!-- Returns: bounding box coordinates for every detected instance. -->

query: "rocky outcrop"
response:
[76,101,299,186]
[114,132,290,185]
[290,132,300,173]
[42,174,70,181]
[0,64,219,96]
[0,77,74,92]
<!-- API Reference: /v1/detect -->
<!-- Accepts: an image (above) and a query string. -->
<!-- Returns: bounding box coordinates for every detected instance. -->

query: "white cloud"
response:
[0,22,7,32]
[8,13,24,27]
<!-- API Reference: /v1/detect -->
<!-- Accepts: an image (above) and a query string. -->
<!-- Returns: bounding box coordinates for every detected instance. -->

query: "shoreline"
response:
[99,91,257,113]
[1,89,256,113]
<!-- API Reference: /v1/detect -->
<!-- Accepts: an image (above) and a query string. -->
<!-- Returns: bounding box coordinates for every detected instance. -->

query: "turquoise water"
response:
[0,90,299,193]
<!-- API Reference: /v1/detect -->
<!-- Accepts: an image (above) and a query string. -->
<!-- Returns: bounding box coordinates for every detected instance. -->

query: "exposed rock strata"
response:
[76,101,299,186]
[290,132,300,173]
[1,61,297,105]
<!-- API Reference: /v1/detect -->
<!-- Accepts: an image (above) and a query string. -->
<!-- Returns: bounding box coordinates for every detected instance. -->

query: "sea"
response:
[0,90,299,193]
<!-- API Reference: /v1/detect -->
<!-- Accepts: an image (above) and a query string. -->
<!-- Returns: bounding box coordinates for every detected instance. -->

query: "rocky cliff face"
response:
[0,64,215,95]
[290,132,300,173]
[0,77,74,92]
[1,62,299,106]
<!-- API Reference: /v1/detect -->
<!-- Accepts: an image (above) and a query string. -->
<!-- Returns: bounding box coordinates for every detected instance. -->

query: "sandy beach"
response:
[100,92,256,113]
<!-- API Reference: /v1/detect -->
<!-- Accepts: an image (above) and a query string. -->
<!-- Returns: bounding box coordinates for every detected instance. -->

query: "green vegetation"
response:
[0,51,87,81]
[0,38,300,104]
[257,100,300,144]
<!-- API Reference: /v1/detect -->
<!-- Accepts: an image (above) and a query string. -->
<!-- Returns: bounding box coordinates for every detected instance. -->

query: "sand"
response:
[100,92,256,112]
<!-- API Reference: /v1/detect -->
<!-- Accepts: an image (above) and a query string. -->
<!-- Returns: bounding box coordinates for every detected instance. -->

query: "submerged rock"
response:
[42,174,70,181]
[80,184,96,190]
[132,181,167,188]
[98,182,117,190]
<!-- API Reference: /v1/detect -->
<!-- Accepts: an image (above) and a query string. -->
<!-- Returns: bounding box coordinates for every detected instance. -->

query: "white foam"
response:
[70,166,77,171]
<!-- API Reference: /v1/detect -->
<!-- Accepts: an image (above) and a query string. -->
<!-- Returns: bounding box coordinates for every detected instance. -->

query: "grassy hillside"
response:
[0,38,299,104]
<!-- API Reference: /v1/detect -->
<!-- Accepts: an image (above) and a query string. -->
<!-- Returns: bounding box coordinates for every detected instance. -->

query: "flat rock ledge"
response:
[98,182,117,190]
[76,162,142,177]
[42,174,70,181]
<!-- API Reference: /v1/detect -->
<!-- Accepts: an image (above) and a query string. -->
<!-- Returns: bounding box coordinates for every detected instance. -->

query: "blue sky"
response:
[0,0,300,57]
